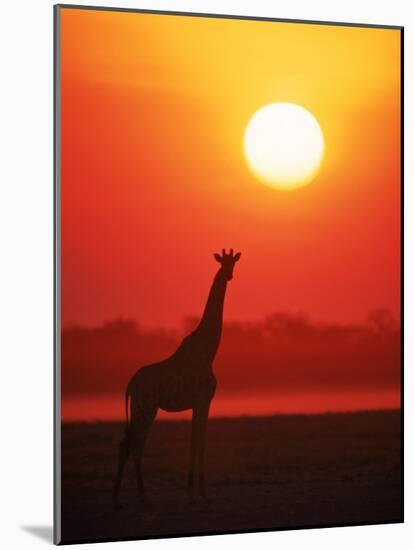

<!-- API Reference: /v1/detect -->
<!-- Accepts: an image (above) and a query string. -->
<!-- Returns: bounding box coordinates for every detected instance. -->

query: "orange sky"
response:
[60,8,400,328]
[61,8,400,419]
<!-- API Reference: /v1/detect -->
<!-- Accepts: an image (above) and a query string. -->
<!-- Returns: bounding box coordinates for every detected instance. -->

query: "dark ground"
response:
[60,410,402,543]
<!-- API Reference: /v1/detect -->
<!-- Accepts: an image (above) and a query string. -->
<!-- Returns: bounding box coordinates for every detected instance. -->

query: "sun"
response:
[243,103,325,190]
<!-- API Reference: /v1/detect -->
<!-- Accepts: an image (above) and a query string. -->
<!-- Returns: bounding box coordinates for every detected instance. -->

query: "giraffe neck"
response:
[196,268,228,347]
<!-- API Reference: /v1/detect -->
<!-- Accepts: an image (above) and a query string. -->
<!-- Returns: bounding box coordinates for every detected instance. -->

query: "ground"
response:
[60,410,402,543]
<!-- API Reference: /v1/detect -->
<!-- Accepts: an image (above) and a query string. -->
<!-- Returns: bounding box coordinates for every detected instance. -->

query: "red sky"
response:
[59,9,401,419]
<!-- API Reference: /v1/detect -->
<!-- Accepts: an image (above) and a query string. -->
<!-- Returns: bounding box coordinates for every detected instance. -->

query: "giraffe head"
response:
[214,249,241,281]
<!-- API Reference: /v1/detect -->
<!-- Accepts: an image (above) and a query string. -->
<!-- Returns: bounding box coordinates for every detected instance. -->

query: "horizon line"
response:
[62,407,401,424]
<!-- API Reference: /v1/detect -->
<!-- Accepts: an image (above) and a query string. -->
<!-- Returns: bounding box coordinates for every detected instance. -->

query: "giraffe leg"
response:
[188,401,210,503]
[112,433,130,509]
[198,403,210,500]
[188,411,199,502]
[130,404,157,504]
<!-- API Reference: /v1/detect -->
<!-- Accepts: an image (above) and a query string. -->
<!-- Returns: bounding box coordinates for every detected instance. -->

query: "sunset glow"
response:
[60,9,401,421]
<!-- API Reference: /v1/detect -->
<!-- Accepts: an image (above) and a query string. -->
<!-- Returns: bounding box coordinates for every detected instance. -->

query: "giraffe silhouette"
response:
[113,249,241,507]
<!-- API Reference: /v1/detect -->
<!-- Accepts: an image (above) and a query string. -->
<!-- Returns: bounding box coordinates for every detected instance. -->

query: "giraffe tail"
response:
[124,385,131,439]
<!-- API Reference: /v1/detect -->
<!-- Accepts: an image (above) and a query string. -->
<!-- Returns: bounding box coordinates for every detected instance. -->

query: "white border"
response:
[0,1,411,549]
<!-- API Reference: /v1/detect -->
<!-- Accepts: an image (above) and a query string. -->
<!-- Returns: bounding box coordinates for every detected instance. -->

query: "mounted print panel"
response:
[54,5,403,545]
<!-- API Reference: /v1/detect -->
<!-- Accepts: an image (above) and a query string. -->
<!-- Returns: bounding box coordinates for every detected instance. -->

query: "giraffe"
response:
[112,249,241,507]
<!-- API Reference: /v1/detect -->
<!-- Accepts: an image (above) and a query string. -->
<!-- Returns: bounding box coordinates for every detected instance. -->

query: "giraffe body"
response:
[112,250,240,507]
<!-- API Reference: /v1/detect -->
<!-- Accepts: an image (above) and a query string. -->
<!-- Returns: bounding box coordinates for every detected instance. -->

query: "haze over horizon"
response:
[61,310,400,421]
